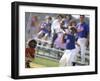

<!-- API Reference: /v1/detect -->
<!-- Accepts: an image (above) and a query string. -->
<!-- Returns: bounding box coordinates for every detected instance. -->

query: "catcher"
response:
[25,39,37,68]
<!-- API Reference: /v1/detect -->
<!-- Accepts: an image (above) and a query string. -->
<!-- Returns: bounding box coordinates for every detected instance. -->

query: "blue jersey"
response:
[76,22,89,38]
[64,34,75,50]
[41,22,51,33]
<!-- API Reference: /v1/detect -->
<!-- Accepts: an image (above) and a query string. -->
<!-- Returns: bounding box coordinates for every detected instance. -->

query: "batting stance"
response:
[59,27,79,66]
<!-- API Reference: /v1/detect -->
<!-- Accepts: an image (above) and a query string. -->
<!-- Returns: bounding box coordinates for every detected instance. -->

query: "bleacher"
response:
[35,38,89,66]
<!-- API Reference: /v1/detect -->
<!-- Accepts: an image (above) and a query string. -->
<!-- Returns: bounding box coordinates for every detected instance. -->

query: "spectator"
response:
[51,14,63,47]
[26,16,39,40]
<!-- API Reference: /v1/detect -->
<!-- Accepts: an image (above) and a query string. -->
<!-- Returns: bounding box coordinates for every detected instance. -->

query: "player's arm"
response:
[40,22,45,30]
[76,24,84,32]
[62,33,67,43]
[77,27,84,32]
[75,42,80,47]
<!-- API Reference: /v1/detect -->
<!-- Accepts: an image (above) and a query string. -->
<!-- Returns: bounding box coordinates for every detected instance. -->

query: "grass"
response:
[31,57,59,67]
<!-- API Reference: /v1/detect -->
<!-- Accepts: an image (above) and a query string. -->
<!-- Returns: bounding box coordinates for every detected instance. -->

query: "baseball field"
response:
[30,57,59,68]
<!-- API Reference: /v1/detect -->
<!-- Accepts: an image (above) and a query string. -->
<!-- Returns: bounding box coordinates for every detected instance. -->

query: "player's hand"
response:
[75,42,80,47]
[77,27,84,32]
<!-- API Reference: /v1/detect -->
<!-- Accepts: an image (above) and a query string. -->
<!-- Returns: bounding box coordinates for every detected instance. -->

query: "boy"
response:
[25,39,37,68]
[37,16,52,40]
[59,27,79,66]
[76,15,89,63]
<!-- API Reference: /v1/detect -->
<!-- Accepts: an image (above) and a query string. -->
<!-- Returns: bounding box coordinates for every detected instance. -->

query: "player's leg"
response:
[69,49,77,66]
[77,38,87,63]
[51,33,58,48]
[59,54,66,66]
[73,45,80,65]
[64,50,71,66]
[43,33,48,40]
[80,39,87,63]
[75,45,80,54]
[37,30,44,38]
[59,50,68,66]
[66,54,71,66]
[25,57,32,68]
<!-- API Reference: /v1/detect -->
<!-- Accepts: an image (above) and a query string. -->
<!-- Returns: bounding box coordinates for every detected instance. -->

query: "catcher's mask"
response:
[28,39,37,48]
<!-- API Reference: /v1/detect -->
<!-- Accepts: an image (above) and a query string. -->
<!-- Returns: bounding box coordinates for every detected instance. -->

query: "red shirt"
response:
[25,48,35,58]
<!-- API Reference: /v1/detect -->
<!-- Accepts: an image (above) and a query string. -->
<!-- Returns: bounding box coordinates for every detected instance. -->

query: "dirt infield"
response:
[30,62,45,68]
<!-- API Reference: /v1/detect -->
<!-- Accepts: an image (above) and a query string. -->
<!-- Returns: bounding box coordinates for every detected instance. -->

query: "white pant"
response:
[59,49,77,66]
[77,38,87,63]
[38,31,49,38]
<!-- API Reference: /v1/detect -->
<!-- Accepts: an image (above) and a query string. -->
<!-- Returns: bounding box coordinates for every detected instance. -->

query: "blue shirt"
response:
[76,22,89,38]
[41,22,51,33]
[64,34,75,50]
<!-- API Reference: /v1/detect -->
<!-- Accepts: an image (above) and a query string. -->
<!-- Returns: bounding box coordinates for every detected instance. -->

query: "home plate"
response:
[30,62,45,68]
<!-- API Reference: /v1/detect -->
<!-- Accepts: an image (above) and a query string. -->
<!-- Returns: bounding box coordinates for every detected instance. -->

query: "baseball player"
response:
[59,27,79,66]
[25,39,37,68]
[37,16,52,40]
[76,15,89,64]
